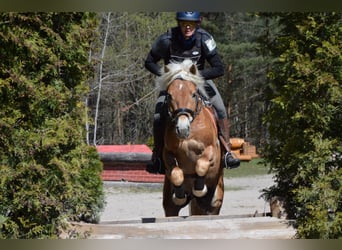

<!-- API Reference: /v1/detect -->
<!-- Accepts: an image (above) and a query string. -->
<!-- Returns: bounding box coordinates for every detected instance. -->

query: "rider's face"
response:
[178,21,197,39]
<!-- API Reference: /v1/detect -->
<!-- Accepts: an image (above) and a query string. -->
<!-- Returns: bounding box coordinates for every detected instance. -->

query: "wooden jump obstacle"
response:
[97,139,259,183]
[62,214,296,239]
[230,138,260,161]
[97,145,163,183]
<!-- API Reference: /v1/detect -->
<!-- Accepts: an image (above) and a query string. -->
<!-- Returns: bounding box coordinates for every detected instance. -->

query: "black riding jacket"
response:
[145,27,224,80]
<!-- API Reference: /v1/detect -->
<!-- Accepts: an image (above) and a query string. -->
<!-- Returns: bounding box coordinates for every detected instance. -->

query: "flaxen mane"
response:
[156,59,207,97]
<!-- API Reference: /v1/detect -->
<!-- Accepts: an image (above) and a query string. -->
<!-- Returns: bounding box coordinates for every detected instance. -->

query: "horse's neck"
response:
[204,105,218,121]
[203,106,218,131]
[189,104,218,137]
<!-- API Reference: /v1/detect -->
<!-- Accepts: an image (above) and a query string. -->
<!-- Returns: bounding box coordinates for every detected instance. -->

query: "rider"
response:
[145,12,240,174]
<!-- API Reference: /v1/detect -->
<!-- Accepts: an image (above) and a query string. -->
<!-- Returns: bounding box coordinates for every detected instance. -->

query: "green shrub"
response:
[262,12,342,239]
[0,13,104,238]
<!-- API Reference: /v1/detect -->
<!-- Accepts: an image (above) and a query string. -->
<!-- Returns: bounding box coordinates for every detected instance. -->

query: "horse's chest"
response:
[181,138,204,150]
[178,139,205,160]
[165,124,206,149]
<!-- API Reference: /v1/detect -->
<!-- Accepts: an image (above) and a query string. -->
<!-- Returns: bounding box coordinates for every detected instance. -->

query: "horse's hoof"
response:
[172,193,187,206]
[192,185,207,197]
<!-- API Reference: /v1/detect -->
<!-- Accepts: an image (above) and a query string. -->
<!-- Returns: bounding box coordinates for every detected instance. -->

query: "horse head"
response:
[158,60,206,139]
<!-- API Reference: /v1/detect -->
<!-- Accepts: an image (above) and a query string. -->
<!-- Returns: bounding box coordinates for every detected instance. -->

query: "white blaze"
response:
[177,116,190,132]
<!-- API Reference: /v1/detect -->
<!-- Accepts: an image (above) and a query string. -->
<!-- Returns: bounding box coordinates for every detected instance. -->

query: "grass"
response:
[223,158,271,179]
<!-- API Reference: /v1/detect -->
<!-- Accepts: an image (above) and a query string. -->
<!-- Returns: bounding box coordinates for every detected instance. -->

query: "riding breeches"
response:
[202,80,227,119]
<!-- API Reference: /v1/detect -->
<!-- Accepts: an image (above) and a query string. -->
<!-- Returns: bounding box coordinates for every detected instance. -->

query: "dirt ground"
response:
[100,174,275,222]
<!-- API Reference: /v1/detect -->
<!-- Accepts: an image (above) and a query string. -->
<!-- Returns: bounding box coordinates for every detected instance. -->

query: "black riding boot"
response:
[217,119,240,169]
[146,93,167,174]
[146,118,166,174]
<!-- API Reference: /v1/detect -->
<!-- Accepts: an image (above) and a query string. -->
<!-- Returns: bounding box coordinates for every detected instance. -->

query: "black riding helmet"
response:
[176,12,201,22]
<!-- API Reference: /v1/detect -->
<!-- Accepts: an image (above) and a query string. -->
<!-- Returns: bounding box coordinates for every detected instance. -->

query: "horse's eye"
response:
[192,93,197,98]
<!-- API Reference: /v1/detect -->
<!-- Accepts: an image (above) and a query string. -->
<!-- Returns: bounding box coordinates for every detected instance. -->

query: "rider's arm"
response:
[145,33,171,76]
[145,51,162,76]
[200,53,224,80]
[198,31,224,80]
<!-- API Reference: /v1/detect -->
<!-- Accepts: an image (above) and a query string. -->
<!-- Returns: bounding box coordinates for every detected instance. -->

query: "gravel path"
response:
[100,174,275,222]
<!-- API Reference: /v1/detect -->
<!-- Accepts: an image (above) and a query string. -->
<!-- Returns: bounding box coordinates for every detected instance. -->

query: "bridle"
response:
[165,79,203,124]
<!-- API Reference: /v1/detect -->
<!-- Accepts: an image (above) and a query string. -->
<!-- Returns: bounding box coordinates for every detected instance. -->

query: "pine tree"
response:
[0,13,104,238]
[263,12,342,238]
[202,13,274,148]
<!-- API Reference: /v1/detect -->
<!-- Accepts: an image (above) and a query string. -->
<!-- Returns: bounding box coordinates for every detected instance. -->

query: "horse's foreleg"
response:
[163,176,182,216]
[193,146,214,197]
[170,166,187,205]
[164,152,187,206]
[192,175,207,197]
[210,174,224,212]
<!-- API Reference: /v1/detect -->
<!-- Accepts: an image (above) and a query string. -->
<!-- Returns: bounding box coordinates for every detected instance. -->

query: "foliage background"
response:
[87,12,274,149]
[0,12,341,239]
[0,13,104,238]
[86,12,342,238]
[262,12,341,238]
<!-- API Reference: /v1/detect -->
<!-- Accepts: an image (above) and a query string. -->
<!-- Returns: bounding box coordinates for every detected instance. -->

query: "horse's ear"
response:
[189,64,197,75]
[164,65,170,73]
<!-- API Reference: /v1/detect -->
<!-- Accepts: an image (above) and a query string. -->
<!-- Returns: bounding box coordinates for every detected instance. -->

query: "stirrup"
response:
[224,152,240,169]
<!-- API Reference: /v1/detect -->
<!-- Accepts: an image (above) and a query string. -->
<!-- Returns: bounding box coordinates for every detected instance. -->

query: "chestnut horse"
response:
[157,59,224,216]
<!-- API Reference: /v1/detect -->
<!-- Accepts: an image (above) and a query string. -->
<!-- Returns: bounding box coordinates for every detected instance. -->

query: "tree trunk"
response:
[93,12,111,145]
